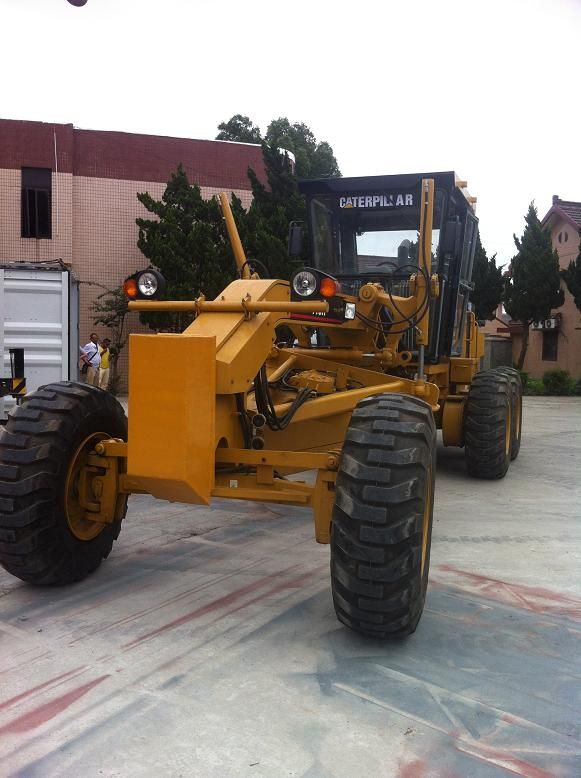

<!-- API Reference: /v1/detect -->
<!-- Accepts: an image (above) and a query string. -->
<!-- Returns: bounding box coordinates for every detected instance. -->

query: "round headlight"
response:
[292,271,317,297]
[137,271,159,297]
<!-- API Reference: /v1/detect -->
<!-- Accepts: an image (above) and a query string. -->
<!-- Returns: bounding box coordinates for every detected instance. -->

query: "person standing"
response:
[98,338,111,390]
[81,333,101,386]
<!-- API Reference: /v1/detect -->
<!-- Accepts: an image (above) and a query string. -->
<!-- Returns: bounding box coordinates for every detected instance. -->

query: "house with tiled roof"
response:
[544,196,581,234]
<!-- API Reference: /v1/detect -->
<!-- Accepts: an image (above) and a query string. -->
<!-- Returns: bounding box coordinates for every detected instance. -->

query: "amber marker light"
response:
[123,278,138,299]
[319,277,340,298]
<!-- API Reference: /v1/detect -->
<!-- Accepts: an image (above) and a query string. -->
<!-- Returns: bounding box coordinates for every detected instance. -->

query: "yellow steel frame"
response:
[78,178,484,543]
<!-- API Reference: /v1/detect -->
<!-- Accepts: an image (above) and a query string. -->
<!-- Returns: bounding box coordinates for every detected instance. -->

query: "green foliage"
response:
[504,203,564,368]
[216,114,262,144]
[133,118,341,328]
[213,114,341,281]
[90,286,130,394]
[518,370,529,390]
[521,369,579,396]
[542,369,575,395]
[561,238,581,313]
[216,114,340,179]
[523,377,544,396]
[239,142,309,280]
[470,233,504,321]
[136,165,236,330]
[264,118,340,179]
[504,203,564,323]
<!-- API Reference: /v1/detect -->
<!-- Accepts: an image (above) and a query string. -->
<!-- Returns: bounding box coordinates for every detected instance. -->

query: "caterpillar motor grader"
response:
[0,171,522,638]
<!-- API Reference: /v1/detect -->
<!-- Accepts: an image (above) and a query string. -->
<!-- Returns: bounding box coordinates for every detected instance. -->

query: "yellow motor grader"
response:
[0,172,522,638]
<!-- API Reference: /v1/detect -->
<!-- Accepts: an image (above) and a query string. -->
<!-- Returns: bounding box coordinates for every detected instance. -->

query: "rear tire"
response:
[464,370,512,479]
[0,382,127,585]
[330,393,436,639]
[493,367,522,460]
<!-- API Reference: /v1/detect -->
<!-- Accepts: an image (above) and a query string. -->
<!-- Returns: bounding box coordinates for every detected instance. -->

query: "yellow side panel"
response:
[476,329,485,360]
[127,334,216,504]
[450,357,477,384]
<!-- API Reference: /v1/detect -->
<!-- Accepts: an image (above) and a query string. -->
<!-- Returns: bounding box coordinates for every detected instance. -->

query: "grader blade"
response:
[127,334,216,504]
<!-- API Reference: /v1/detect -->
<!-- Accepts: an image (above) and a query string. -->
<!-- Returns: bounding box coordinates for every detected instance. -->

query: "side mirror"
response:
[287,221,304,258]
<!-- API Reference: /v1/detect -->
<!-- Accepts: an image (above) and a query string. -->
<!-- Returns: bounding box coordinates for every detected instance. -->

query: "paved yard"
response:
[0,397,580,777]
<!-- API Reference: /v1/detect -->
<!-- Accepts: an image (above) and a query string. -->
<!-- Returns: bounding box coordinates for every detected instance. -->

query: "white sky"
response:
[3,0,580,264]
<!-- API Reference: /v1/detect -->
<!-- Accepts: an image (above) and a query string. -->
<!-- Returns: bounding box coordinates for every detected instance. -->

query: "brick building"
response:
[0,118,266,385]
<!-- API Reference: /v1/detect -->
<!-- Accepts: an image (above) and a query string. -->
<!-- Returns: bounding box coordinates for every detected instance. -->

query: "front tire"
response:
[330,394,436,639]
[464,370,512,479]
[0,382,127,585]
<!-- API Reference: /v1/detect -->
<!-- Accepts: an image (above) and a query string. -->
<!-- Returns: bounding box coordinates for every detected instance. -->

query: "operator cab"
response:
[296,171,478,362]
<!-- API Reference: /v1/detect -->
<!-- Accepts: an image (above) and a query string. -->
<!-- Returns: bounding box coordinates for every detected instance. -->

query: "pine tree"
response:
[504,203,564,369]
[136,165,237,331]
[561,238,581,313]
[470,233,504,321]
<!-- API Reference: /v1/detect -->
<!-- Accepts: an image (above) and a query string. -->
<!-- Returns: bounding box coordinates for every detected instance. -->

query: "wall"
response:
[483,336,513,371]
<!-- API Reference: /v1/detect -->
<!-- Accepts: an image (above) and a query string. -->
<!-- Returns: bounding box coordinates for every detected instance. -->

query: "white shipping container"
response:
[0,264,79,420]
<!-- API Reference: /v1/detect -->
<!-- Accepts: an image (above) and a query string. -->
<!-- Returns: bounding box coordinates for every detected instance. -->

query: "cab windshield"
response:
[309,190,444,279]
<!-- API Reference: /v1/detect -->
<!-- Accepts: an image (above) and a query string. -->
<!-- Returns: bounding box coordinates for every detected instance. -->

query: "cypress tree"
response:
[470,233,504,322]
[136,165,236,331]
[561,238,581,313]
[504,203,564,369]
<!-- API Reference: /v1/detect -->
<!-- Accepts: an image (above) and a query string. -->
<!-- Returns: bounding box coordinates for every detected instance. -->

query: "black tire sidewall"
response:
[0,382,127,584]
[330,393,437,638]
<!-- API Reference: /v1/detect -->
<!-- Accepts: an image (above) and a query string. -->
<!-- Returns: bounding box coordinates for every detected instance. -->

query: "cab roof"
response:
[298,171,476,210]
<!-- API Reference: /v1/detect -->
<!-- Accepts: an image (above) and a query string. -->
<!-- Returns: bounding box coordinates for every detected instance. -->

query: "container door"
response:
[1,268,70,420]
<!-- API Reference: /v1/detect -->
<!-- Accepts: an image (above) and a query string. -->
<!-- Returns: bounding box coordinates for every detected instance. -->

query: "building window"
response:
[542,330,558,361]
[21,168,52,239]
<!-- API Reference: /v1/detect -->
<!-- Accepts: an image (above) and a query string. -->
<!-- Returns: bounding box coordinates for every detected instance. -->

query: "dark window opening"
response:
[21,168,52,239]
[542,330,558,361]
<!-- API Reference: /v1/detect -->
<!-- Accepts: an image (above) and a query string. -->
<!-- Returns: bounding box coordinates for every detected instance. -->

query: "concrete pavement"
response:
[0,397,580,777]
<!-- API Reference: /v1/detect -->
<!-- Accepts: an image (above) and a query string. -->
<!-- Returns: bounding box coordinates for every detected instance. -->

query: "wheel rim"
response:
[421,468,433,578]
[505,400,512,458]
[65,432,109,541]
[515,394,522,441]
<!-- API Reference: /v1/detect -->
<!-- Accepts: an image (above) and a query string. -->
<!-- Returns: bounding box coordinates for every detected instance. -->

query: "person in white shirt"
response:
[81,333,101,386]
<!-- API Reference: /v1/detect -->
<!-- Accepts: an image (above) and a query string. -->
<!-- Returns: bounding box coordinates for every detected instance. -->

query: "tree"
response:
[90,286,130,394]
[264,118,340,178]
[237,141,310,280]
[504,203,565,369]
[214,116,341,281]
[561,238,581,313]
[216,114,262,144]
[136,165,238,331]
[216,114,340,179]
[470,233,504,321]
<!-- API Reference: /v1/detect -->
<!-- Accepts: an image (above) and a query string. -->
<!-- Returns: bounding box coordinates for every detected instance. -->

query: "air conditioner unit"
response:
[545,318,557,330]
[532,321,543,330]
